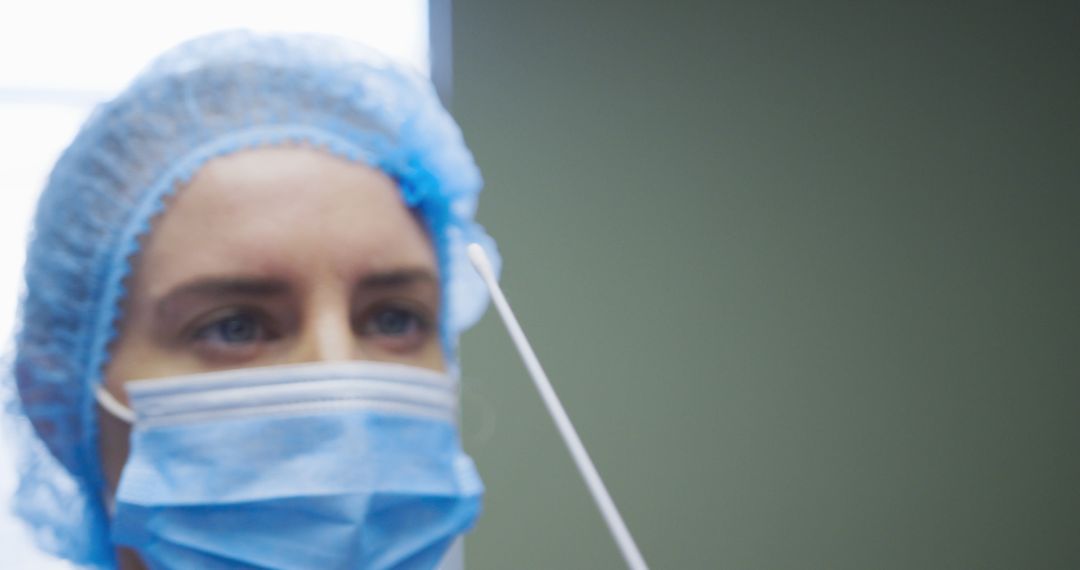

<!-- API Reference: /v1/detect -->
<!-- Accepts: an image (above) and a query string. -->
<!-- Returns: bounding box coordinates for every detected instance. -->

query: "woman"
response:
[8,30,498,569]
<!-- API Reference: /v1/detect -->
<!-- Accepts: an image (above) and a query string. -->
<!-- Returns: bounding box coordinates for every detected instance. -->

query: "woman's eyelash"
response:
[190,310,275,344]
[359,305,426,333]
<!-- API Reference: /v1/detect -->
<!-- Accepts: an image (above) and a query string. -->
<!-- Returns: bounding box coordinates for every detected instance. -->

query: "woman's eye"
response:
[372,307,420,336]
[358,304,432,352]
[189,311,278,363]
[195,313,264,344]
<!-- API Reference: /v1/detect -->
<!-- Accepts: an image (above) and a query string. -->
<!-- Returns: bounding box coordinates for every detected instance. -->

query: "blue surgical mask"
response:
[95,361,483,570]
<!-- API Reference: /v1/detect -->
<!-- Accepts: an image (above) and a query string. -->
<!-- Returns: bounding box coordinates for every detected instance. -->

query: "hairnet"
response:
[5,30,499,567]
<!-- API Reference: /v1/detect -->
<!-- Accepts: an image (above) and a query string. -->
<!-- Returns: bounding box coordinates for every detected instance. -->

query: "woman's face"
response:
[99,145,444,495]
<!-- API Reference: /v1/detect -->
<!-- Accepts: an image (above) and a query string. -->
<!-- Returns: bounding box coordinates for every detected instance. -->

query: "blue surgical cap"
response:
[5,30,498,567]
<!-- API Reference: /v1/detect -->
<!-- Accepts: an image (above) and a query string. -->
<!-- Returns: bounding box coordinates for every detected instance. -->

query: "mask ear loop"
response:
[467,244,649,570]
[95,385,136,424]
[93,385,135,516]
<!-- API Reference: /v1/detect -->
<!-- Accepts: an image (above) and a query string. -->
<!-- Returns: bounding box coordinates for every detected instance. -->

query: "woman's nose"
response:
[292,302,360,363]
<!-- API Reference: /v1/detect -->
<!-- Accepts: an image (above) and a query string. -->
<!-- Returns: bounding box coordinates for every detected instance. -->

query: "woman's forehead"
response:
[133,146,438,298]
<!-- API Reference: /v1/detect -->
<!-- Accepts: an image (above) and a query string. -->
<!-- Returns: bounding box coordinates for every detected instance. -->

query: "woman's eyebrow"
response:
[358,269,438,290]
[156,278,292,317]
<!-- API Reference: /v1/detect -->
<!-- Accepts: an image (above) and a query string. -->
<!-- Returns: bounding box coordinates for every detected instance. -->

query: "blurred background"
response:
[453,1,1079,569]
[2,1,1078,569]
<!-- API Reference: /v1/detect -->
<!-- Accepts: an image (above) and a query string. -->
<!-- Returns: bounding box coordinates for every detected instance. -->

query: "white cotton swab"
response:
[466,243,648,570]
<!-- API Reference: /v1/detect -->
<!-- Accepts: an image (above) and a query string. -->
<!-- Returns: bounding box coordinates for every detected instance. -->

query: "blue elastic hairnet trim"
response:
[6,30,500,568]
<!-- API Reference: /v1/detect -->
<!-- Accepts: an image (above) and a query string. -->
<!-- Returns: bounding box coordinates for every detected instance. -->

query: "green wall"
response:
[452,2,1079,568]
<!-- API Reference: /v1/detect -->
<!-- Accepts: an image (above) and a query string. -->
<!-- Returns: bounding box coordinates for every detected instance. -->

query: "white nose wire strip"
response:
[95,385,137,424]
[466,244,649,570]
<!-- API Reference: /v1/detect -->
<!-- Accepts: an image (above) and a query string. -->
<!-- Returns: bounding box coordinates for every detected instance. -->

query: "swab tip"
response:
[466,242,492,275]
